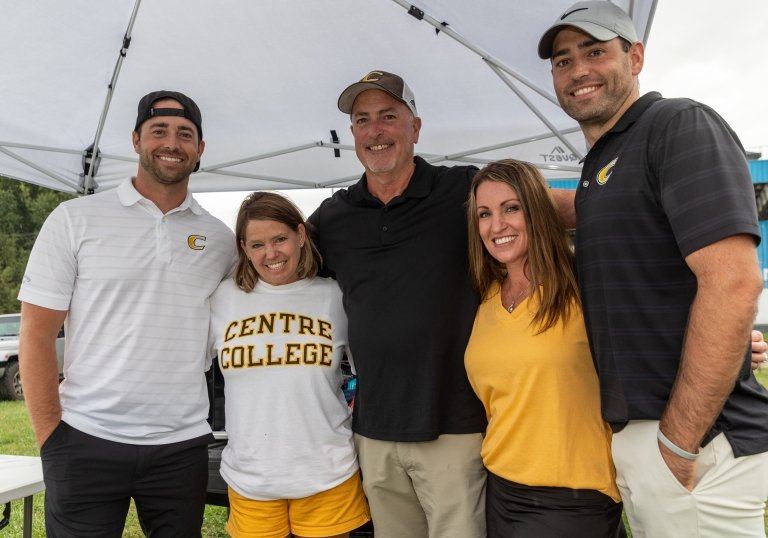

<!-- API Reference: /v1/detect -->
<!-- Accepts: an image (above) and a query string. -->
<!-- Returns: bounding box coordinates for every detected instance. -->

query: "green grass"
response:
[755,367,768,389]
[0,400,228,537]
[5,370,768,537]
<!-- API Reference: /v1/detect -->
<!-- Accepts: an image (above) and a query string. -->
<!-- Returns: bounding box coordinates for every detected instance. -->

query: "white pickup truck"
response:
[0,313,65,400]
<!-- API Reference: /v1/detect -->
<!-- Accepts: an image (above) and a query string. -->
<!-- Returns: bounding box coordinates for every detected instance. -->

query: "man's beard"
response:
[139,150,195,185]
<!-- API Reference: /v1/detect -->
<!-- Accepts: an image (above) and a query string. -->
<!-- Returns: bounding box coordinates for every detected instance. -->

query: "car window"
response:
[0,316,20,338]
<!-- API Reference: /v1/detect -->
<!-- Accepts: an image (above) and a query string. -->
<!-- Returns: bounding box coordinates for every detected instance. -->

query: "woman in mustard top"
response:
[464,159,625,537]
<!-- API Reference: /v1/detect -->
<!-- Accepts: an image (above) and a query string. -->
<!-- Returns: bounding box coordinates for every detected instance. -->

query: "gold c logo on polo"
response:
[361,71,384,82]
[188,235,206,250]
[596,157,618,186]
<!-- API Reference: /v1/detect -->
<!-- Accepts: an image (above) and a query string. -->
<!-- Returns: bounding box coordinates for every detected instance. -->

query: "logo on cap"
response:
[361,71,385,82]
[561,7,588,20]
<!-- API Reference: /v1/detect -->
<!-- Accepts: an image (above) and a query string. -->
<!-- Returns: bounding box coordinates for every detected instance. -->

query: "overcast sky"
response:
[198,0,768,228]
[642,0,767,154]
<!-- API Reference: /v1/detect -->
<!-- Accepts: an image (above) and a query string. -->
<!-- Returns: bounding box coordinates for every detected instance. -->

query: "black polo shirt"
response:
[308,156,486,441]
[576,92,768,456]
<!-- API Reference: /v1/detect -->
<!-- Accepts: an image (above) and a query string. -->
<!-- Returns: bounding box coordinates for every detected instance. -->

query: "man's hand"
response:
[751,329,767,370]
[658,439,697,490]
[550,188,576,229]
[19,302,67,448]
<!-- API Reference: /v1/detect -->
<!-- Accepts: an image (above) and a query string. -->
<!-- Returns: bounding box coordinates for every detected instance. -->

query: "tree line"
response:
[0,176,74,314]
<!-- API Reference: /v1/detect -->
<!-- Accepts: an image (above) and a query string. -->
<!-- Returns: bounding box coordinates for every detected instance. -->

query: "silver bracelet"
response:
[657,429,699,461]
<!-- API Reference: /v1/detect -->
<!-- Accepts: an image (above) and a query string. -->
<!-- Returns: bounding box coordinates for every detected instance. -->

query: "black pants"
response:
[486,470,626,538]
[41,420,212,538]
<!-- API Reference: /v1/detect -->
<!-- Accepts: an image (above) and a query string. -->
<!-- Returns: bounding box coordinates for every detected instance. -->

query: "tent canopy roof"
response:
[0,0,656,194]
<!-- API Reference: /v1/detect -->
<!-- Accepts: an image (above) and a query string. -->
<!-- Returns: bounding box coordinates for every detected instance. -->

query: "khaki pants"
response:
[612,420,768,538]
[354,433,486,538]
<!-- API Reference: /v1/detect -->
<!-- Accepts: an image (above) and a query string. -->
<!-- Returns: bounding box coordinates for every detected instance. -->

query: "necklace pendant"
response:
[505,280,529,313]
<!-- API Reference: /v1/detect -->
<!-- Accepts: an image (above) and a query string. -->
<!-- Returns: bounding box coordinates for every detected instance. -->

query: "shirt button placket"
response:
[380,208,391,244]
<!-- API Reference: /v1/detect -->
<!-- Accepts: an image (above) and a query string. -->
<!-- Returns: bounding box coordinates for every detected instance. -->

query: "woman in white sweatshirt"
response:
[208,192,370,538]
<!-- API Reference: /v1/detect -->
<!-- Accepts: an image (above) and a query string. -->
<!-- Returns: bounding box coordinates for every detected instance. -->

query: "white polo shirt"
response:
[19,178,237,444]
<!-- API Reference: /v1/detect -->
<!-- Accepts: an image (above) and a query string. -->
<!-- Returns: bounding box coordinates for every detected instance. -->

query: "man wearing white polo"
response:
[18,91,236,537]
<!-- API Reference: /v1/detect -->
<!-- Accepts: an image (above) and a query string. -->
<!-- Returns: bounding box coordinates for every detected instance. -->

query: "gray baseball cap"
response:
[338,70,418,117]
[538,1,639,59]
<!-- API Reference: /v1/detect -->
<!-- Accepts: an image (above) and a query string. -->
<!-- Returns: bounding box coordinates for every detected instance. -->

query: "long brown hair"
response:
[234,191,321,292]
[467,159,579,333]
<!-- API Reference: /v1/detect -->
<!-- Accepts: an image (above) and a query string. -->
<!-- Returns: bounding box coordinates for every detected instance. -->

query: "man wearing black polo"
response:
[538,2,768,536]
[309,71,488,538]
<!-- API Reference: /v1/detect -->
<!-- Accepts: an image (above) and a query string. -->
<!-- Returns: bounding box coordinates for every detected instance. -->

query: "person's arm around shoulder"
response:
[751,329,767,369]
[550,188,576,229]
[659,234,762,489]
[307,206,321,243]
[19,302,68,448]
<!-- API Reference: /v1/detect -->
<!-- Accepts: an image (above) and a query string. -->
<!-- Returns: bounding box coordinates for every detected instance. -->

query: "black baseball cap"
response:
[134,90,203,140]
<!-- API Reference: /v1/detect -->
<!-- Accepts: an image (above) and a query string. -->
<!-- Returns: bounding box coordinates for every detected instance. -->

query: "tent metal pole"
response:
[198,170,324,189]
[0,141,83,156]
[203,142,321,172]
[641,0,659,45]
[317,141,355,153]
[0,147,81,191]
[319,174,363,188]
[82,0,143,194]
[437,155,582,173]
[485,61,584,160]
[438,126,583,161]
[389,0,560,106]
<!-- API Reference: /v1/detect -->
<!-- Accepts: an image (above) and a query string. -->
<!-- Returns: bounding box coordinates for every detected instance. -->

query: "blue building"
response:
[752,160,768,267]
[749,160,768,326]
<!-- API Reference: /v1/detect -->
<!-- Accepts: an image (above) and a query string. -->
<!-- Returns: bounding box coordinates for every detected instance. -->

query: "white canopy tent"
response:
[0,0,656,195]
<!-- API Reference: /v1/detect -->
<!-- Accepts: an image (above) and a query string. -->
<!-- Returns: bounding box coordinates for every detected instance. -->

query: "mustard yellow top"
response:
[464,283,620,502]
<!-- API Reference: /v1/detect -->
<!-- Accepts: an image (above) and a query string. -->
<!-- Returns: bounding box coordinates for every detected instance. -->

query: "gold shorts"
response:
[226,471,370,537]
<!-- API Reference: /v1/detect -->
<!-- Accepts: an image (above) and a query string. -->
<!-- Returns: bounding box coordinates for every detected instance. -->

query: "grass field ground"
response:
[0,401,228,537]
[3,369,768,536]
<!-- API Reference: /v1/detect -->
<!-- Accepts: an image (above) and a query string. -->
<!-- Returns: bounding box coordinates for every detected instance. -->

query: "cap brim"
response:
[538,21,619,59]
[338,82,415,116]
[338,82,378,114]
